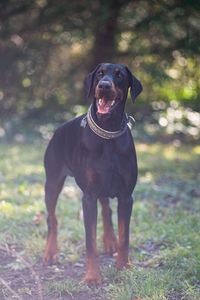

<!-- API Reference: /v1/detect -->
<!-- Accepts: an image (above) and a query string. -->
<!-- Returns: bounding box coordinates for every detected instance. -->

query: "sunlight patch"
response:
[0,201,15,216]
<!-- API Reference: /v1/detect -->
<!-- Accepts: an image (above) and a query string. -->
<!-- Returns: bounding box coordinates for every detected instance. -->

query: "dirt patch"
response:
[0,245,115,300]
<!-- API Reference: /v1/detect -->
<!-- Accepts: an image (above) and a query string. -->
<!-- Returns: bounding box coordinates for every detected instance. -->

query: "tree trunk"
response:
[88,0,125,70]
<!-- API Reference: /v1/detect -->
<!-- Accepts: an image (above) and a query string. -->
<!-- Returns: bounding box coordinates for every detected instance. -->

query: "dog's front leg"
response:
[116,196,133,269]
[43,177,65,266]
[82,194,101,285]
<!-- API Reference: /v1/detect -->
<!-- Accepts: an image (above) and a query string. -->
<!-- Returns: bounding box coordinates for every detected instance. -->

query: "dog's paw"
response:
[116,254,131,270]
[83,271,102,286]
[43,252,58,266]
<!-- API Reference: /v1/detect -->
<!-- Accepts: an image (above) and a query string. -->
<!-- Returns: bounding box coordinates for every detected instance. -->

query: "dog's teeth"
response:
[111,100,115,106]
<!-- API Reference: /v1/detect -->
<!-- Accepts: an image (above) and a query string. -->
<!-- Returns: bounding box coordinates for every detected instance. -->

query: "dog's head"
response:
[85,63,142,115]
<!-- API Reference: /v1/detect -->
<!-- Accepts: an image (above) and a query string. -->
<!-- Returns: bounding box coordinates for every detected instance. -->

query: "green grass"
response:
[0,136,200,299]
[45,279,89,298]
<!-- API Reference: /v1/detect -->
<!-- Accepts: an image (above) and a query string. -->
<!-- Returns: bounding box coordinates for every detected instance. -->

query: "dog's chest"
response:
[75,136,135,197]
[94,144,121,172]
[83,136,128,168]
[85,151,123,197]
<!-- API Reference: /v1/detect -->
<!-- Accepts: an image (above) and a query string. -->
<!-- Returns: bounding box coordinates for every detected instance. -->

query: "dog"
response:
[43,63,142,284]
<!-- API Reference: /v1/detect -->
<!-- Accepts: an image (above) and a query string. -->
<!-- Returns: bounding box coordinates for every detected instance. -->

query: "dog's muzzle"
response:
[95,80,118,115]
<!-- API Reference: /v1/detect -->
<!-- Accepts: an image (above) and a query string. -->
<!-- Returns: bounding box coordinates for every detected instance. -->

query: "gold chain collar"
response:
[84,105,130,140]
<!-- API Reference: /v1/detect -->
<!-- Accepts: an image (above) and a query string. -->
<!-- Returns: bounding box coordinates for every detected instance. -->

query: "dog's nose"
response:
[98,80,112,90]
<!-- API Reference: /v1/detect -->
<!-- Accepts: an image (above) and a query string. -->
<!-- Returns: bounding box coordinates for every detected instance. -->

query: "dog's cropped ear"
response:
[125,67,143,103]
[85,64,101,100]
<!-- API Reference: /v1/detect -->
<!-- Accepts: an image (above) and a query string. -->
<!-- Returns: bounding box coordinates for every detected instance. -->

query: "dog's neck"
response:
[91,100,126,132]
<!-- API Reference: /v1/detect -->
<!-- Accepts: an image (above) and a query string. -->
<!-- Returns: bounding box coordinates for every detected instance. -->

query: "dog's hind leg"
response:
[99,198,117,255]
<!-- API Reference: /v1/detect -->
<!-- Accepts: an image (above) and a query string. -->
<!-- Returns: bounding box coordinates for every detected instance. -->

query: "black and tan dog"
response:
[43,63,142,284]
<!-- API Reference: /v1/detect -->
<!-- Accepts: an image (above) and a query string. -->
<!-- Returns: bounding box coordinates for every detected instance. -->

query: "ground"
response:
[0,130,200,300]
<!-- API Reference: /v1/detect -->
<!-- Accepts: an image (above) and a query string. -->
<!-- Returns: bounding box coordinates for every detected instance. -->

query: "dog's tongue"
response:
[97,97,111,114]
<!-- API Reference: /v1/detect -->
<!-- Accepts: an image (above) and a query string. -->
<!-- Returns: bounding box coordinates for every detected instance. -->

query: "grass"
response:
[45,279,89,298]
[0,131,200,299]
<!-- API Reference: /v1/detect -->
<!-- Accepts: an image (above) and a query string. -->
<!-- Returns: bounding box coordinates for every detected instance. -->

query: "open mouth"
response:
[96,97,117,114]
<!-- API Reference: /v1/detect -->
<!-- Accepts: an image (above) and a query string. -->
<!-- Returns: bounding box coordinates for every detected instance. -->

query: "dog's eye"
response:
[115,70,122,79]
[97,70,104,77]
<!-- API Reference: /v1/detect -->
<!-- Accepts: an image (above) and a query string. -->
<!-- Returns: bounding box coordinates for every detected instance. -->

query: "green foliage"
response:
[0,0,199,120]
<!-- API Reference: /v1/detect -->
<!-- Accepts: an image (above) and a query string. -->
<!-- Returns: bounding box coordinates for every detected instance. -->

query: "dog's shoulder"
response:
[57,114,86,131]
[51,114,85,140]
[47,114,86,151]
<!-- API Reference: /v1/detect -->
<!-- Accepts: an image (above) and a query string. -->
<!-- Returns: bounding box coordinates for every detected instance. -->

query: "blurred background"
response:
[0,0,200,142]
